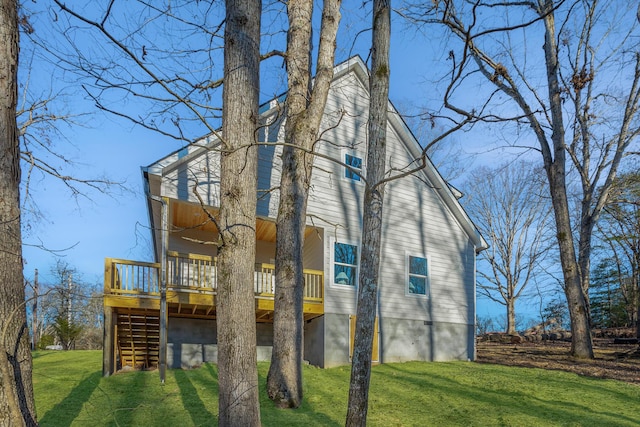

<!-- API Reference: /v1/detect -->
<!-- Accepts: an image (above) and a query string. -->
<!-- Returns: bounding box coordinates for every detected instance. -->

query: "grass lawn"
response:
[33,350,640,426]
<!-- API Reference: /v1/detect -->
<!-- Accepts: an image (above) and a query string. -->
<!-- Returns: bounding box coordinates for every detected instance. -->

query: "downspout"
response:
[149,193,169,383]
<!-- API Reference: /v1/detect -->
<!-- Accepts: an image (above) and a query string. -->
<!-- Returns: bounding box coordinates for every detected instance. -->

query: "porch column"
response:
[158,196,169,382]
[102,306,115,376]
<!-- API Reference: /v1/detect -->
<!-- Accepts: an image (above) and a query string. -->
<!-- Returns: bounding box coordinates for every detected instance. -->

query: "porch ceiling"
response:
[169,199,317,243]
[170,200,219,233]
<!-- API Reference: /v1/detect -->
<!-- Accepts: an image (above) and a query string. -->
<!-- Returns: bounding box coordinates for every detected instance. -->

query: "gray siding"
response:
[151,59,479,366]
[305,72,475,328]
[257,115,283,218]
[303,228,324,271]
[162,149,221,207]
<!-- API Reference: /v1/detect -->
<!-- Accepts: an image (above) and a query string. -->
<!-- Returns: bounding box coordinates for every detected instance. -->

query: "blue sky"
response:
[19,2,537,324]
[21,118,180,286]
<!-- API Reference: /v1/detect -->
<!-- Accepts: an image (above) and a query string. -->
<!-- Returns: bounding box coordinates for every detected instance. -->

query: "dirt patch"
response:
[476,339,640,385]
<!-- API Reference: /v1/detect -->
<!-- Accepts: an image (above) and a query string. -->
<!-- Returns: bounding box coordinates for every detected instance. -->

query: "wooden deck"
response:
[104,251,325,321]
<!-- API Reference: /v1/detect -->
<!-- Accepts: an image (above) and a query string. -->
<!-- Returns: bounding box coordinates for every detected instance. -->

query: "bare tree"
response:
[43,260,91,350]
[25,269,38,350]
[408,0,640,359]
[267,0,342,409]
[46,2,229,143]
[594,171,640,342]
[24,265,103,351]
[0,0,38,425]
[464,161,553,334]
[346,0,390,425]
[49,1,264,422]
[216,0,262,424]
[400,107,471,183]
[15,7,127,235]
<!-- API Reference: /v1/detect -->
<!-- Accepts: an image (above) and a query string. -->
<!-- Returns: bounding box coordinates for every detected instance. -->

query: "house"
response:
[102,56,487,376]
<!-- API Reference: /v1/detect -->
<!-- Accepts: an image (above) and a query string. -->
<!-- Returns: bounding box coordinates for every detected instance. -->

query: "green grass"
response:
[33,351,640,426]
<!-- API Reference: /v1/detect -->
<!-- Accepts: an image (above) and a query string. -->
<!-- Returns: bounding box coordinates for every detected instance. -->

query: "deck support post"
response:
[102,306,115,376]
[158,196,169,383]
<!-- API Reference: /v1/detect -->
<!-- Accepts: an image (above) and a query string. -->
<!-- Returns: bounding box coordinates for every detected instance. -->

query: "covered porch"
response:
[103,251,325,319]
[103,250,324,376]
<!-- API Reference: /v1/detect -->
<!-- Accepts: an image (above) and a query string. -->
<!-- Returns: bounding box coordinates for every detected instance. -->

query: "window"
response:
[408,255,429,296]
[334,242,358,287]
[344,153,363,182]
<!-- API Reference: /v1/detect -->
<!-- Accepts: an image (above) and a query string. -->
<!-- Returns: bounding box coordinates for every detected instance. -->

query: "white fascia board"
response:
[144,134,220,177]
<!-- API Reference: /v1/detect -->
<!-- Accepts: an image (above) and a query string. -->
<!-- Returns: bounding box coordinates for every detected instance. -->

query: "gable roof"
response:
[143,56,487,253]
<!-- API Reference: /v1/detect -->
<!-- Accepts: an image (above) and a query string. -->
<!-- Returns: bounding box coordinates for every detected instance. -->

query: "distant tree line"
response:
[590,171,640,332]
[472,168,640,339]
[26,260,103,351]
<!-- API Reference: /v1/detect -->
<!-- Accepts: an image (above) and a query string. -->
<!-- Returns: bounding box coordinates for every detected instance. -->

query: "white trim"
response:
[329,236,359,290]
[405,251,430,298]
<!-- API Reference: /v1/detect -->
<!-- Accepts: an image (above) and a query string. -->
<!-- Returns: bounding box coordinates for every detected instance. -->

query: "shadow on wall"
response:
[168,318,276,368]
[173,150,221,206]
[168,318,217,369]
[170,342,219,369]
[257,118,280,216]
[323,313,351,368]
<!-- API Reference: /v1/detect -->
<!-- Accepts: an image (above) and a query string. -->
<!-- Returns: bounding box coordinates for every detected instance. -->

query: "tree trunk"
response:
[0,1,38,425]
[506,298,516,335]
[540,5,593,359]
[636,285,639,349]
[345,0,390,425]
[267,0,314,409]
[578,218,595,321]
[546,165,593,358]
[267,0,341,408]
[216,0,261,425]
[32,270,38,351]
[636,250,639,346]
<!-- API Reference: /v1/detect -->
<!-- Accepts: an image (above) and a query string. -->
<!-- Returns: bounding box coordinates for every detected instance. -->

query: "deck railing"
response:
[166,252,217,290]
[105,251,324,302]
[107,259,160,295]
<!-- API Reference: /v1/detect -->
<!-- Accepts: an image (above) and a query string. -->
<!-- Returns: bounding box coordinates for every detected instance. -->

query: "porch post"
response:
[159,197,169,383]
[103,259,115,376]
[102,305,114,376]
[149,194,169,382]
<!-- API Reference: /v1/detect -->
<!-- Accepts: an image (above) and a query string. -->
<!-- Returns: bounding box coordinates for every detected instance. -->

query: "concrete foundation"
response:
[166,317,275,368]
[164,313,473,370]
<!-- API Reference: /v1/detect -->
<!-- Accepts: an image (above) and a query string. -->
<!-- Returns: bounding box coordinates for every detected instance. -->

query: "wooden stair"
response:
[116,310,160,370]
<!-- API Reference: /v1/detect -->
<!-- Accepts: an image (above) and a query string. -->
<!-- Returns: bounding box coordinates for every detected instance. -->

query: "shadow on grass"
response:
[257,365,343,427]
[109,370,158,426]
[378,363,640,426]
[174,368,217,425]
[39,370,102,426]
